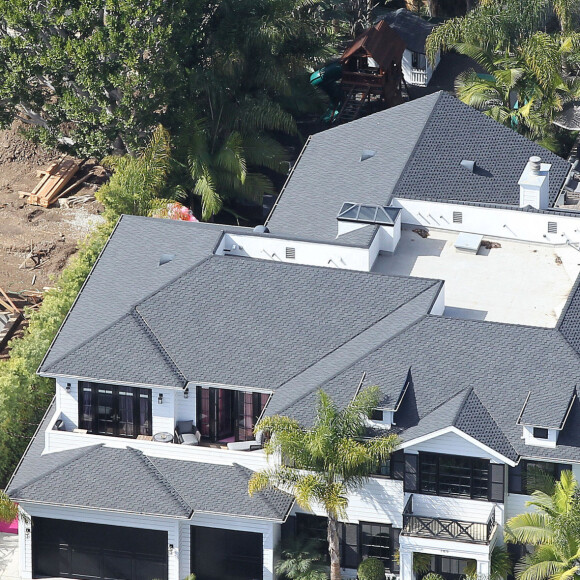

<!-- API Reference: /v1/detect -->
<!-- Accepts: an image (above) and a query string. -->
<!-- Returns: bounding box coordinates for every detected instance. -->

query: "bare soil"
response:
[0,121,105,293]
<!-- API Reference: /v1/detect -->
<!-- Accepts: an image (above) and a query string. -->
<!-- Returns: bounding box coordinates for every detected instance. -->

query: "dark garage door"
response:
[191,525,263,580]
[32,517,167,580]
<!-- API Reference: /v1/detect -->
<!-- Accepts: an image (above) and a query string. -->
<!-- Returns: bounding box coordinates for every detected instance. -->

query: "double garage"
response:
[32,518,264,580]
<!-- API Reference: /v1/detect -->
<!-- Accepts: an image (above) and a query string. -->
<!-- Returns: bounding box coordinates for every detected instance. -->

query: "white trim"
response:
[187,381,274,394]
[400,426,517,466]
[38,373,181,390]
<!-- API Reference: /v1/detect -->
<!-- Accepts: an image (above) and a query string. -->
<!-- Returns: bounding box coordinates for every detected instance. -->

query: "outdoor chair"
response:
[226,430,264,452]
[175,420,201,445]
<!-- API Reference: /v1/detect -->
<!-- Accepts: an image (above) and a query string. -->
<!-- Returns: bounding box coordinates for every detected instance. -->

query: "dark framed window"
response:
[295,515,398,571]
[371,409,384,421]
[419,453,490,500]
[78,382,151,438]
[533,427,549,439]
[374,449,405,479]
[412,52,419,67]
[360,522,392,569]
[509,460,572,494]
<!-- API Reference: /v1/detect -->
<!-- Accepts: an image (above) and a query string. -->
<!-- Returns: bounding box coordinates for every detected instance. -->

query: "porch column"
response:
[399,547,414,580]
[477,558,491,578]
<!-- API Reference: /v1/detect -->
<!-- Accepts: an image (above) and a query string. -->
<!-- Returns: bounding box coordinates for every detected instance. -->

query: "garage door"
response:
[32,517,167,580]
[191,525,263,580]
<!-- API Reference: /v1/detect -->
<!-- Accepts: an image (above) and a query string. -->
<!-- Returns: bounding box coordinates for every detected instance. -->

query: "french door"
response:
[196,387,269,443]
[79,382,152,438]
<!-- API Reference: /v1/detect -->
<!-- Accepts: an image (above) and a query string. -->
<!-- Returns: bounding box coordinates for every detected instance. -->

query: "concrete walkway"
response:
[0,533,19,579]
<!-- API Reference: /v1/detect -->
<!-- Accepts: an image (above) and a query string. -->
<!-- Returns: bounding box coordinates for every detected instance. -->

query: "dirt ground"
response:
[0,121,105,293]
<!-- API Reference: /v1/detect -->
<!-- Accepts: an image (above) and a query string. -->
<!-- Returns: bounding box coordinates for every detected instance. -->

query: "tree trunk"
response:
[327,515,341,580]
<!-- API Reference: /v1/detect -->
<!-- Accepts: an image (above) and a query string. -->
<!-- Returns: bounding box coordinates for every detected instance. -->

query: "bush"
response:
[422,573,445,580]
[358,557,385,580]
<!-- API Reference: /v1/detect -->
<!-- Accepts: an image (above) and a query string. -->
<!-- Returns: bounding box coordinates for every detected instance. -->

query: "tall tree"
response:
[506,470,580,580]
[0,0,208,156]
[248,387,399,580]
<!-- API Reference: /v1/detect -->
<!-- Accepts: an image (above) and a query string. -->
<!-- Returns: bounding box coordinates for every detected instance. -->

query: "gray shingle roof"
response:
[266,92,570,246]
[558,272,580,355]
[518,389,576,429]
[40,215,251,372]
[293,315,580,463]
[45,254,440,390]
[380,9,436,54]
[149,458,293,521]
[392,92,570,206]
[266,93,440,247]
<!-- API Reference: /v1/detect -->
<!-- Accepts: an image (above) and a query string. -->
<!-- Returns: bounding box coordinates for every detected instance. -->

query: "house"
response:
[8,91,580,580]
[380,9,440,86]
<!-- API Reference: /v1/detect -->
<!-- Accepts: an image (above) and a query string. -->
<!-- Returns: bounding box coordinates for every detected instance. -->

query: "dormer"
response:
[517,390,576,448]
[368,374,410,429]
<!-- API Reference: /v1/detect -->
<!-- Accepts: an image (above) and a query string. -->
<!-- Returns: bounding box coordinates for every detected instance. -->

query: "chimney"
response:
[518,156,551,209]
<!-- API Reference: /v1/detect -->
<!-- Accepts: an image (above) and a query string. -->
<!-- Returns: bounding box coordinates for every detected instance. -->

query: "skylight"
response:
[337,202,401,225]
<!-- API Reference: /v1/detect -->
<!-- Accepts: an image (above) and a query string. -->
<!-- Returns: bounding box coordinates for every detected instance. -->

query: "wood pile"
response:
[19,156,82,207]
[0,287,23,353]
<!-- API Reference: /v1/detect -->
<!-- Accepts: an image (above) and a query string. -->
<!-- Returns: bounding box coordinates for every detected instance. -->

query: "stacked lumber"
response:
[0,287,22,353]
[19,156,81,207]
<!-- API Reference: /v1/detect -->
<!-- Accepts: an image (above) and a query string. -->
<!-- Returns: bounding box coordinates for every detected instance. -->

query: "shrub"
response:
[358,557,385,580]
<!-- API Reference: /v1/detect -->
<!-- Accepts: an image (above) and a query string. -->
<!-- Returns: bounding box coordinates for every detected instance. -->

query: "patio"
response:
[373,226,580,327]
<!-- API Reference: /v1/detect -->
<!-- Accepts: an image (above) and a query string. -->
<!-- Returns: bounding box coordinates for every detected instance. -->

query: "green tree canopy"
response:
[248,387,399,580]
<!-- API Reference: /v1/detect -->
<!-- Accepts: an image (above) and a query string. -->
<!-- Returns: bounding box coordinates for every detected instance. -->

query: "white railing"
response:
[44,412,269,472]
[410,69,427,86]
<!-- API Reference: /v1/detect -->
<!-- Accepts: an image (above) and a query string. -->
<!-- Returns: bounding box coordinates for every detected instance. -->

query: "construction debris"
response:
[0,286,23,353]
[413,228,430,238]
[19,156,81,207]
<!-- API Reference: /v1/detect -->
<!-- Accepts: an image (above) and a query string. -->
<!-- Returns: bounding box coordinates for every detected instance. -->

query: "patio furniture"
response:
[153,431,173,443]
[226,430,264,452]
[174,421,201,446]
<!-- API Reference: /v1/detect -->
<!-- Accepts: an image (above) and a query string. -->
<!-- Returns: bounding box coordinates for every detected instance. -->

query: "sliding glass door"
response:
[79,382,152,438]
[196,387,269,443]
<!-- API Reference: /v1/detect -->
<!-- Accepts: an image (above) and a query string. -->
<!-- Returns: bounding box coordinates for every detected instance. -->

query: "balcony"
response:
[45,410,269,471]
[402,495,497,544]
[410,69,427,86]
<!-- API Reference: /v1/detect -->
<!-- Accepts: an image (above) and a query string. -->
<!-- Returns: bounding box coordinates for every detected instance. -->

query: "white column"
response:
[400,547,414,580]
[19,509,32,579]
[477,558,491,578]
[263,522,279,580]
[167,521,180,580]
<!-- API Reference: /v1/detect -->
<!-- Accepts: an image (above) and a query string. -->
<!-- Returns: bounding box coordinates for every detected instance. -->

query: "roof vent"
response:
[253,225,270,234]
[529,156,542,175]
[460,159,476,173]
[159,253,175,266]
[360,149,376,162]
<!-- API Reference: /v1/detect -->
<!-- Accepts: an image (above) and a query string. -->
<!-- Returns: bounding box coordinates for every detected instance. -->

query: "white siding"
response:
[175,386,195,423]
[407,493,495,524]
[403,431,501,461]
[55,378,78,430]
[152,387,176,435]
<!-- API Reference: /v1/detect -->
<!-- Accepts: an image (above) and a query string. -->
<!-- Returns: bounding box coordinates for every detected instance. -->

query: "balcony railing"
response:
[402,495,496,544]
[410,69,427,86]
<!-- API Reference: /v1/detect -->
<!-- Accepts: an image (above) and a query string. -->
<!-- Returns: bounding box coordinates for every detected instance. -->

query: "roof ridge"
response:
[451,387,475,424]
[10,444,104,497]
[417,387,470,423]
[271,283,439,404]
[388,91,445,203]
[132,450,193,517]
[131,310,188,386]
[232,463,294,517]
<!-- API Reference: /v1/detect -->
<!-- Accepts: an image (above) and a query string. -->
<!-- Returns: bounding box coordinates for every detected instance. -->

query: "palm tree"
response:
[96,125,175,223]
[248,386,399,580]
[426,0,580,64]
[177,0,334,220]
[505,470,580,580]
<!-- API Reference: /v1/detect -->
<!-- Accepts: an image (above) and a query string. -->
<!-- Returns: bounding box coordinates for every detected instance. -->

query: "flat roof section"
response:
[372,226,580,327]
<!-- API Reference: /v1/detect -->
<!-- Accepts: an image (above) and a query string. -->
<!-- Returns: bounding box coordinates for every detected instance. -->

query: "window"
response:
[373,450,405,479]
[509,460,571,494]
[78,382,151,438]
[360,523,392,569]
[533,427,549,439]
[295,515,398,571]
[419,453,489,500]
[371,409,384,421]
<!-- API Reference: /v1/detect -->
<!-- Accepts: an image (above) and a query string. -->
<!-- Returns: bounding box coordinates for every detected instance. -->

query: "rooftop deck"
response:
[373,226,580,327]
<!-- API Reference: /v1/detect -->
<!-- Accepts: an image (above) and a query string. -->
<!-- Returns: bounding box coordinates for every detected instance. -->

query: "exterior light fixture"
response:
[184,387,189,399]
[66,383,71,392]
[168,544,174,554]
[158,393,163,405]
